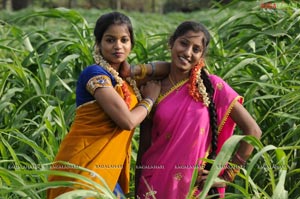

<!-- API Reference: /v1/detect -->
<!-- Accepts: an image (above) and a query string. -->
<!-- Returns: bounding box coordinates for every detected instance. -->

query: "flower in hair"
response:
[188,59,210,107]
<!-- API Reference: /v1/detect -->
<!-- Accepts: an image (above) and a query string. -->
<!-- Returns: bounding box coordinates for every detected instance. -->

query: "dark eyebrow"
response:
[103,34,115,38]
[103,34,130,38]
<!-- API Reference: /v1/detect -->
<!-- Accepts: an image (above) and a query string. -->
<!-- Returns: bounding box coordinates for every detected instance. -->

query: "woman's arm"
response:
[94,80,160,130]
[120,61,170,86]
[230,102,262,161]
[132,61,170,81]
[197,102,262,188]
[221,102,262,182]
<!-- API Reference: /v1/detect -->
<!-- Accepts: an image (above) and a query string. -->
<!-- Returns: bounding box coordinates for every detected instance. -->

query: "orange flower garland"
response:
[121,83,131,108]
[188,59,210,107]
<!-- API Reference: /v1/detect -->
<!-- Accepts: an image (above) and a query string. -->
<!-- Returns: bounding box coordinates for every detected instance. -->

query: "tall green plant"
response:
[206,1,300,198]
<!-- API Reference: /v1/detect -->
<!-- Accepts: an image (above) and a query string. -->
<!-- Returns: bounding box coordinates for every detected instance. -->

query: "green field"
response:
[1,1,300,198]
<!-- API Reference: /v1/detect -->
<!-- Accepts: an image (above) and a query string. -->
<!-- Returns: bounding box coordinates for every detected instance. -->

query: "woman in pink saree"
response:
[135,21,262,199]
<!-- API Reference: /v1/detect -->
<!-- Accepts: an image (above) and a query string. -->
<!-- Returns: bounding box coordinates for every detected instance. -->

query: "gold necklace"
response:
[168,75,176,87]
[168,75,188,92]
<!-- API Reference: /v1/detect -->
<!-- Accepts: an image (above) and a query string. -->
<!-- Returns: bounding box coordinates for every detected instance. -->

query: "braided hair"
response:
[198,24,219,198]
[201,70,218,160]
[201,69,219,197]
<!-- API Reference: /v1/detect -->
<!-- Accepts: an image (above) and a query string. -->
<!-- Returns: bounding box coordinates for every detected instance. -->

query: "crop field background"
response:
[0,1,300,198]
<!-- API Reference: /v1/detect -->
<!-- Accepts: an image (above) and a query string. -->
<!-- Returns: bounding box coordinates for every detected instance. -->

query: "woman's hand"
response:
[140,80,161,101]
[119,60,131,78]
[195,169,226,190]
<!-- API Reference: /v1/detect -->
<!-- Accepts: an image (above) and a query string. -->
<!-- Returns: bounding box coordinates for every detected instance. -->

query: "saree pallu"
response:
[137,75,243,199]
[47,84,137,198]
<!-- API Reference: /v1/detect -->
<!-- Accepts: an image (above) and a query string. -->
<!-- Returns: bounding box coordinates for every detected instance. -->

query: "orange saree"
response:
[47,84,137,198]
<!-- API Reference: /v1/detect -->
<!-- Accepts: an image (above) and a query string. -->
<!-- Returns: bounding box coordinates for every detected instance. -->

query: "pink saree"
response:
[137,75,243,199]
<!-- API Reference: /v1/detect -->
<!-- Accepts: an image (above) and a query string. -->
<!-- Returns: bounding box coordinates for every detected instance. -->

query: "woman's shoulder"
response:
[82,64,108,76]
[80,64,112,79]
[207,74,235,91]
[78,64,114,86]
[207,74,240,100]
[208,74,225,84]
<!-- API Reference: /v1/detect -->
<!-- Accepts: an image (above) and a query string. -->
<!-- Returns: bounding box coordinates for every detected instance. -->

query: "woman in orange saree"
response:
[47,11,163,198]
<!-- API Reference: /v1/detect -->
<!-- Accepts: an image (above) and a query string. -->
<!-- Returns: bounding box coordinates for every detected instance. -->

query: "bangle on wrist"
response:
[137,98,153,115]
[149,62,155,77]
[233,153,247,165]
[144,97,154,104]
[135,64,147,80]
[222,164,240,182]
[222,153,245,182]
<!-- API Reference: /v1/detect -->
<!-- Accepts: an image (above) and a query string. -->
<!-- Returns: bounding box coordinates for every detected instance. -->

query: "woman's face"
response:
[100,24,132,68]
[170,30,205,72]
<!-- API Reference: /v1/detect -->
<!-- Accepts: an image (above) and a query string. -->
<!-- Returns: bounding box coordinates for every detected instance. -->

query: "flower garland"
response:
[188,59,210,107]
[93,46,142,108]
[125,77,142,101]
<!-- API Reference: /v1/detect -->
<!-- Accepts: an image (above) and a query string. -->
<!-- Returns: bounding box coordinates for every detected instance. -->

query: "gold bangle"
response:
[222,163,241,182]
[137,98,153,115]
[135,64,147,80]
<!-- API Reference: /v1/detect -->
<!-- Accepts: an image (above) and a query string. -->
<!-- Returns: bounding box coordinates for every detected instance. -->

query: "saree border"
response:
[217,95,244,134]
[157,79,189,103]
